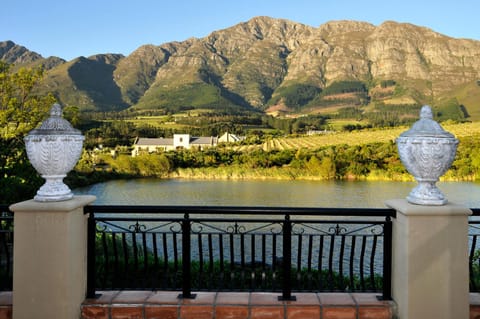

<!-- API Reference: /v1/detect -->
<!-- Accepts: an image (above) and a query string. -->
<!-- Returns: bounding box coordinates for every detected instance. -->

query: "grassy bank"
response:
[171,166,416,181]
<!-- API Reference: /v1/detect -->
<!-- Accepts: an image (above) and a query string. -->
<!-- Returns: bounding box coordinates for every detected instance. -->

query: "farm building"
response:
[218,132,245,143]
[131,134,218,156]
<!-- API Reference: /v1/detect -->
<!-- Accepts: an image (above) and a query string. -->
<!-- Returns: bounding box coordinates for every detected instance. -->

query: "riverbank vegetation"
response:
[71,127,480,185]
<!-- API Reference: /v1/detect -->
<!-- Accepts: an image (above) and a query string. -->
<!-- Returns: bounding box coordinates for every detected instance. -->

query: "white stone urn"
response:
[396,105,458,205]
[24,103,84,201]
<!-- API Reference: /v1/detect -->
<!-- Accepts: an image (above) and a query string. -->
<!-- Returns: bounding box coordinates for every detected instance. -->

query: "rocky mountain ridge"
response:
[2,17,480,118]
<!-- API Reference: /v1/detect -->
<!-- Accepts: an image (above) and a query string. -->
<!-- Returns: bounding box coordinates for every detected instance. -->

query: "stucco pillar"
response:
[10,195,96,319]
[386,199,471,319]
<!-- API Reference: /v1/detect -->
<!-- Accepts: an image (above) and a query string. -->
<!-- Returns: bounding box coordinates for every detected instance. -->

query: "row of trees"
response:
[76,131,480,183]
[78,113,331,149]
[77,142,403,181]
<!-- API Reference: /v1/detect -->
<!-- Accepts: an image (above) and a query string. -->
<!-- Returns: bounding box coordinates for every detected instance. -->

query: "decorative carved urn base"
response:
[406,180,447,206]
[24,104,84,202]
[34,175,74,201]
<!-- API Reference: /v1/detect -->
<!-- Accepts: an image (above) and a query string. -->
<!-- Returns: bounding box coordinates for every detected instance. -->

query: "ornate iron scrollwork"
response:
[292,223,306,235]
[129,221,146,233]
[328,224,347,235]
[96,223,108,233]
[269,223,283,234]
[227,221,246,234]
[191,224,204,234]
[370,224,384,235]
[169,222,182,233]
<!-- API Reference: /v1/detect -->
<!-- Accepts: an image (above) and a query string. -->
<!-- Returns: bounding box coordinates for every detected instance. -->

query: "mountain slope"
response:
[0,40,64,70]
[37,54,127,111]
[114,17,480,116]
[2,17,480,118]
[114,44,171,105]
[0,40,43,65]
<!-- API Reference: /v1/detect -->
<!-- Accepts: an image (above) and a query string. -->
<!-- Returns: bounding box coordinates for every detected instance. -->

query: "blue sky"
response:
[2,0,479,61]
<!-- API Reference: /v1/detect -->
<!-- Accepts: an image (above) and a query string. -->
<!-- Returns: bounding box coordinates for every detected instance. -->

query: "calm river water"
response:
[74,179,480,208]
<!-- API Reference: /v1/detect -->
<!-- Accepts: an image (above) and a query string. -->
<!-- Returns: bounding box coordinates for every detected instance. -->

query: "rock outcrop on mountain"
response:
[0,40,43,65]
[2,16,480,116]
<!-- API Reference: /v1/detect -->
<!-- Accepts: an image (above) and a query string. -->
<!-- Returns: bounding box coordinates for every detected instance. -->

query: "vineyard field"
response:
[233,122,480,152]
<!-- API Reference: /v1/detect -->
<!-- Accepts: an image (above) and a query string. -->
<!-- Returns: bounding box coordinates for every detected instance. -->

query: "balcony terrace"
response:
[1,203,480,318]
[0,103,476,318]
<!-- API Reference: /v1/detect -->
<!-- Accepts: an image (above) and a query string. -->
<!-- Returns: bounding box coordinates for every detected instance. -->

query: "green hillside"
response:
[2,17,480,120]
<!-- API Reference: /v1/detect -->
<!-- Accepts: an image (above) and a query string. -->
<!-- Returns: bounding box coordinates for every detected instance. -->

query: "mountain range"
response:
[2,17,480,119]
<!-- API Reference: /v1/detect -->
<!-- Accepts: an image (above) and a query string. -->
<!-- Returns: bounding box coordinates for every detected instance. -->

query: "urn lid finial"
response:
[399,105,454,138]
[49,103,62,117]
[29,103,81,135]
[420,105,433,119]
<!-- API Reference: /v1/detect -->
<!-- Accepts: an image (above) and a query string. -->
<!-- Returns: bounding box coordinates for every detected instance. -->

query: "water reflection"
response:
[74,179,480,208]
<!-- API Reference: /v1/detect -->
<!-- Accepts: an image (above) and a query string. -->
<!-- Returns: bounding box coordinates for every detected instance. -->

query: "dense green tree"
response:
[0,61,56,204]
[321,80,367,96]
[268,84,321,109]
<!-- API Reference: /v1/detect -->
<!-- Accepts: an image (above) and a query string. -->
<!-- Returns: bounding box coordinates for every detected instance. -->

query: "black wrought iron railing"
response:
[0,205,13,291]
[1,204,478,297]
[469,209,480,292]
[84,205,395,300]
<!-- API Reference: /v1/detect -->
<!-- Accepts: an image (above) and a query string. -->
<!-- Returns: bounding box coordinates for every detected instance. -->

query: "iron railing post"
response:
[381,216,393,300]
[279,214,296,301]
[0,208,14,291]
[86,207,97,299]
[179,212,196,299]
[469,235,477,291]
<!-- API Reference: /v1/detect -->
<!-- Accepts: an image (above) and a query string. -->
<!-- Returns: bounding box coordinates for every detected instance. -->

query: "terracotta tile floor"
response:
[0,292,13,319]
[471,293,480,319]
[79,290,395,319]
[0,291,477,318]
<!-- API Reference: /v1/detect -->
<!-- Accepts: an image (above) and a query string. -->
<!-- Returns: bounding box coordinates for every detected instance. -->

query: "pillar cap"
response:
[10,195,96,213]
[385,198,472,216]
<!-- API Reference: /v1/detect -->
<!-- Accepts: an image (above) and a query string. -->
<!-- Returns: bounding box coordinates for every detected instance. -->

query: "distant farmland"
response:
[232,122,480,152]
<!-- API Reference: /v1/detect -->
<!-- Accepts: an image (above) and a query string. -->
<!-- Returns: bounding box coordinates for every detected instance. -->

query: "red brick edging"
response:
[1,290,479,318]
[81,291,394,319]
